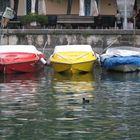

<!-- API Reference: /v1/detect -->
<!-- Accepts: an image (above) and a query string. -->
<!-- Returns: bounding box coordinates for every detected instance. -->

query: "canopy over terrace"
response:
[116,0,135,29]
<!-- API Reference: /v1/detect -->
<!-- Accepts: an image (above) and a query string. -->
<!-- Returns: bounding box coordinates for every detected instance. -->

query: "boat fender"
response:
[40,58,47,65]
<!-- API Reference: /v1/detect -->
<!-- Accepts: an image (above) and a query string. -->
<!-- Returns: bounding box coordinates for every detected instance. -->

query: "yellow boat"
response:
[49,45,97,74]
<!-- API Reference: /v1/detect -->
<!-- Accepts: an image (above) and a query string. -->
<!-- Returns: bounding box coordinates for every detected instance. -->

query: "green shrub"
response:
[37,15,48,25]
[20,14,48,25]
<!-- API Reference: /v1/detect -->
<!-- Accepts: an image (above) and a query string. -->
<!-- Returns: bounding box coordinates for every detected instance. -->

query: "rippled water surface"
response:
[0,67,140,140]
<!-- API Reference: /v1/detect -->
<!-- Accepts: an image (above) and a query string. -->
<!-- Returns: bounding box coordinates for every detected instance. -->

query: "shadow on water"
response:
[100,69,140,82]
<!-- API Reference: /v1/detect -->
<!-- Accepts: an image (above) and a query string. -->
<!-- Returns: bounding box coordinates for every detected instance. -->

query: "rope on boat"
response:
[43,40,48,53]
[101,35,121,54]
[96,35,121,65]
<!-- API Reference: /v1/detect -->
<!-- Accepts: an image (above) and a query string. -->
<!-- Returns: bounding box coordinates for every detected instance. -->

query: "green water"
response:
[0,67,140,140]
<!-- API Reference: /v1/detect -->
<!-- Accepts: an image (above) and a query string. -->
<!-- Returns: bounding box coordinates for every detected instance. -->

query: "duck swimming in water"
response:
[82,98,89,104]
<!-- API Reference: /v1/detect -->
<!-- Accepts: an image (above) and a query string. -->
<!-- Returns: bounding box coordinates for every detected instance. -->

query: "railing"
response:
[1,15,137,30]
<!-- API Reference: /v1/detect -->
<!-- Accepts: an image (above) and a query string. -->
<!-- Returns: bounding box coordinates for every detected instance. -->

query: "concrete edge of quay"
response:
[4,29,140,35]
[1,29,140,57]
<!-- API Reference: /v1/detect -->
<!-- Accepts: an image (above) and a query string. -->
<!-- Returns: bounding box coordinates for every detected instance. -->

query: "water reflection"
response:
[0,72,46,139]
[0,68,140,140]
[52,72,95,104]
[0,72,46,110]
[50,72,97,139]
[94,71,140,140]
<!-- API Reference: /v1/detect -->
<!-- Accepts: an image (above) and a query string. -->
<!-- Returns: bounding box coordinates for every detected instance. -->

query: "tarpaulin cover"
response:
[0,53,38,64]
[102,56,140,68]
[101,46,140,62]
[54,45,94,53]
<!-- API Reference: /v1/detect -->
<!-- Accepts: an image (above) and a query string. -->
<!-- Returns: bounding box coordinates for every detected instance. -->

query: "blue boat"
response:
[100,46,140,72]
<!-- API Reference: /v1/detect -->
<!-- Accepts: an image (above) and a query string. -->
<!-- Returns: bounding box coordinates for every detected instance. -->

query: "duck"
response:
[82,98,89,104]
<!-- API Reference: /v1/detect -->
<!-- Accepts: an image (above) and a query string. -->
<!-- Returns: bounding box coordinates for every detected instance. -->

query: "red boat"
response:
[0,45,47,74]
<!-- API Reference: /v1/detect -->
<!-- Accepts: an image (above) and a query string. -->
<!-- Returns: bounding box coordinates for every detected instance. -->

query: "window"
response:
[26,0,31,14]
[85,0,91,16]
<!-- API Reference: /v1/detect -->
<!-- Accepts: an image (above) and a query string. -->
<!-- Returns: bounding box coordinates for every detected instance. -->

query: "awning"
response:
[90,0,99,16]
[79,0,85,16]
[116,0,135,18]
[31,0,36,14]
[38,0,46,15]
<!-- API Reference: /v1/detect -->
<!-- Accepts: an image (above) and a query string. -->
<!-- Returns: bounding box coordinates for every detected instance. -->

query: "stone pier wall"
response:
[1,29,140,58]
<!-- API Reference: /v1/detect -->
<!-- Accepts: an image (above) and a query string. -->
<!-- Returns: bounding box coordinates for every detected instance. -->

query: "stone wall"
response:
[1,29,140,58]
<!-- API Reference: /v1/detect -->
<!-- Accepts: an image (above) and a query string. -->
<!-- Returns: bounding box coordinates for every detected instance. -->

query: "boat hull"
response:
[51,60,95,74]
[100,46,140,72]
[0,49,46,74]
[0,60,44,74]
[50,52,97,74]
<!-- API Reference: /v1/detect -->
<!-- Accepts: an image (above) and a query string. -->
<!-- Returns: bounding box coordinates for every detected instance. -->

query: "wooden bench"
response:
[57,15,95,28]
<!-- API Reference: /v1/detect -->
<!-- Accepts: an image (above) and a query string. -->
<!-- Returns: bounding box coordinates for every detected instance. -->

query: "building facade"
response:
[0,0,138,20]
[0,0,132,16]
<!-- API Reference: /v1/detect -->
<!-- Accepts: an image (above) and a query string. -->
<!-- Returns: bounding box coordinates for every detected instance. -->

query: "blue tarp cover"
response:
[102,56,140,68]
